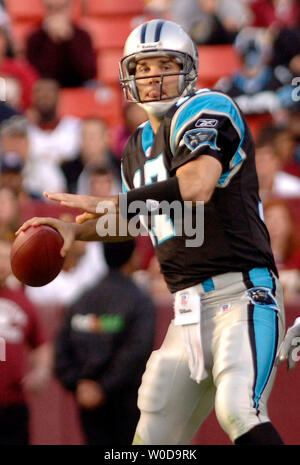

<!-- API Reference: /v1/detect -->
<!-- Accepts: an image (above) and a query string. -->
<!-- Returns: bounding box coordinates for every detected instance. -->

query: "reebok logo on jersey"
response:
[195,118,218,128]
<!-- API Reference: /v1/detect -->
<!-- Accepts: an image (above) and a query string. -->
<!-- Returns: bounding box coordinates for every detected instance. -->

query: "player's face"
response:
[135,56,181,102]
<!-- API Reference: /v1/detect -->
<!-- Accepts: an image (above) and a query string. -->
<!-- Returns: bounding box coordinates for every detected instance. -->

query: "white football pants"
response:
[133,268,285,444]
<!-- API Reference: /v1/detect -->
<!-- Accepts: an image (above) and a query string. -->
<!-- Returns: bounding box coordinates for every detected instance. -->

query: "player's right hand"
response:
[276,317,300,370]
[15,217,76,258]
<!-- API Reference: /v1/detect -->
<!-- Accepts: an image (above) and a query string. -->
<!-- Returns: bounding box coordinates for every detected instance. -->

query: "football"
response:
[11,225,65,287]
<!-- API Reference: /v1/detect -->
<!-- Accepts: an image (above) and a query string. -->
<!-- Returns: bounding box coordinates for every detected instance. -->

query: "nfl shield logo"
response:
[181,294,189,306]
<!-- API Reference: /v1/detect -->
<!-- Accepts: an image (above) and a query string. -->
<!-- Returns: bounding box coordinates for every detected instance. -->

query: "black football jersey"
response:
[121,89,277,293]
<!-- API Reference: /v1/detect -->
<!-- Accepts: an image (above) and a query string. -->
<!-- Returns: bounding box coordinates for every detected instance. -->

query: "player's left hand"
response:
[276,317,300,370]
[44,192,119,223]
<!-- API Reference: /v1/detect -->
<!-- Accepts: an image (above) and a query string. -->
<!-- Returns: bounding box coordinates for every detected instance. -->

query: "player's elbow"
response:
[176,157,219,204]
[178,174,213,203]
[181,184,213,203]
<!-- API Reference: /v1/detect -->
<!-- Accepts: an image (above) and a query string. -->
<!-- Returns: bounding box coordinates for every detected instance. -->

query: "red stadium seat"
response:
[6,0,82,22]
[57,86,124,127]
[84,0,145,17]
[197,45,241,88]
[11,21,38,52]
[245,113,273,140]
[79,17,137,50]
[6,0,44,22]
[97,48,123,86]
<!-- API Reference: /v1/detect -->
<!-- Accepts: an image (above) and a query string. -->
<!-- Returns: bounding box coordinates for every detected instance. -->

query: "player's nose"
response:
[146,67,161,83]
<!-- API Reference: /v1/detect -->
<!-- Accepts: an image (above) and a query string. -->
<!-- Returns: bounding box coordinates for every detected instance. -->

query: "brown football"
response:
[11,225,65,287]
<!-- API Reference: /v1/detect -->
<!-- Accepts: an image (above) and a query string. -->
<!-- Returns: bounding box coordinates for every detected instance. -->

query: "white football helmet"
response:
[119,20,199,117]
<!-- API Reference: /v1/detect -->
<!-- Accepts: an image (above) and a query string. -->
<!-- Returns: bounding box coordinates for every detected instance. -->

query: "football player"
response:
[18,20,290,445]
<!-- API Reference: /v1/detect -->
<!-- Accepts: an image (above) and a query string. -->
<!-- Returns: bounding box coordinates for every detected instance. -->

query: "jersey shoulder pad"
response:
[169,90,245,154]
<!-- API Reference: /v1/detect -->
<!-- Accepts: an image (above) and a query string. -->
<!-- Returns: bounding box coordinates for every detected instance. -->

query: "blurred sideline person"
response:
[18,20,294,445]
[26,78,81,195]
[255,138,300,202]
[54,240,156,445]
[0,114,67,196]
[0,238,52,445]
[26,0,96,88]
[61,118,120,195]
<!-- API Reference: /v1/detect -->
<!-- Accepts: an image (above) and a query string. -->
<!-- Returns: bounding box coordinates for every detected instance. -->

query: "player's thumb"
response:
[76,212,98,224]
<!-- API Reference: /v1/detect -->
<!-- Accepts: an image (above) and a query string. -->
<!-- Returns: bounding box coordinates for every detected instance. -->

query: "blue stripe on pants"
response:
[251,304,278,410]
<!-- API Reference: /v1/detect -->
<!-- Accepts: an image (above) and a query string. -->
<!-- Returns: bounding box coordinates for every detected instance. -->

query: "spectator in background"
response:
[169,0,251,45]
[0,101,19,125]
[256,124,300,178]
[263,198,300,304]
[61,117,120,195]
[111,103,148,162]
[0,152,42,201]
[289,105,300,171]
[270,27,300,81]
[250,0,300,29]
[87,164,154,272]
[26,0,96,88]
[0,24,39,111]
[0,114,67,196]
[0,237,52,445]
[26,79,81,194]
[215,27,295,115]
[88,165,116,198]
[54,240,156,445]
[26,78,81,160]
[255,138,300,202]
[0,186,20,241]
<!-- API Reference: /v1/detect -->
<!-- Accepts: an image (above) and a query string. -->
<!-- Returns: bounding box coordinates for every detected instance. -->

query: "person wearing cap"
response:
[54,240,156,445]
[0,150,45,201]
[215,27,296,115]
[0,114,67,195]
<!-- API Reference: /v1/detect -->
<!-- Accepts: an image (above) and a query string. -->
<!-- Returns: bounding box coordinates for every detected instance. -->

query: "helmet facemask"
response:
[119,50,197,116]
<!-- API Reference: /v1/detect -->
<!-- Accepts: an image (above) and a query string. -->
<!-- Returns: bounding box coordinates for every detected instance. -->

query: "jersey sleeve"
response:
[168,91,246,187]
[120,134,137,192]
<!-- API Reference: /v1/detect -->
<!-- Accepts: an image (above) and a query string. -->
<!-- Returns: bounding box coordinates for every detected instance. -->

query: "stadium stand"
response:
[79,17,137,51]
[83,0,145,18]
[6,0,82,23]
[97,48,123,87]
[57,86,123,127]
[197,44,241,88]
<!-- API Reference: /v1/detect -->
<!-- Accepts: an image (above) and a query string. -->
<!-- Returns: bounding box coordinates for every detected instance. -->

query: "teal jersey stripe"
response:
[142,121,154,156]
[217,149,246,187]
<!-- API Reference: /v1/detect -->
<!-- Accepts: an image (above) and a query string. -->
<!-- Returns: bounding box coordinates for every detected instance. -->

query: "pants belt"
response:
[200,267,276,294]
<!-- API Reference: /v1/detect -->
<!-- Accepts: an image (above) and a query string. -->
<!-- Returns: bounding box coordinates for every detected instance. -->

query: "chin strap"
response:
[138,100,177,118]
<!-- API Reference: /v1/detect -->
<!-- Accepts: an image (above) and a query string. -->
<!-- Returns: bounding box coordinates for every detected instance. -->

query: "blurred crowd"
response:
[0,0,299,445]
